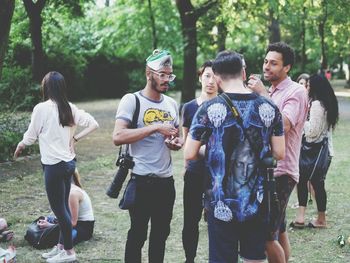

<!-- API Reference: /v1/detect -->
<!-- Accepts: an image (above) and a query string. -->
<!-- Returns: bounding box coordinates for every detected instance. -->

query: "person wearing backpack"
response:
[14,71,98,263]
[184,51,285,263]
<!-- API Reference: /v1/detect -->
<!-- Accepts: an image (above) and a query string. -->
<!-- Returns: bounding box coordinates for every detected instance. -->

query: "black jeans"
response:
[73,220,94,245]
[125,174,175,263]
[182,169,205,263]
[43,160,75,250]
[297,156,332,212]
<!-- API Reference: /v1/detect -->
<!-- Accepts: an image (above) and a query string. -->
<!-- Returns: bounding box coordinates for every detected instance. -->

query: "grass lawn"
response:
[1,94,350,262]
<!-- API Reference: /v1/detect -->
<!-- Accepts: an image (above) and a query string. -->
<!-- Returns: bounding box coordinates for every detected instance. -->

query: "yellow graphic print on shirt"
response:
[143,108,174,126]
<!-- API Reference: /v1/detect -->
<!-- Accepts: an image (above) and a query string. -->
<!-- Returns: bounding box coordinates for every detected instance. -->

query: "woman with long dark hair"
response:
[292,74,338,228]
[14,71,98,262]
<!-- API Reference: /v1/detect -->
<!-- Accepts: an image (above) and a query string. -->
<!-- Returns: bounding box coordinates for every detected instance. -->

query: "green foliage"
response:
[0,112,39,162]
[45,47,87,100]
[0,66,41,111]
[1,0,349,111]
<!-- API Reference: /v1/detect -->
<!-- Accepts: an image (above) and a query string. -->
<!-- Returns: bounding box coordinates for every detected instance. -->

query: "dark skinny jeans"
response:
[125,174,175,263]
[43,160,75,250]
[182,169,205,263]
[297,157,332,212]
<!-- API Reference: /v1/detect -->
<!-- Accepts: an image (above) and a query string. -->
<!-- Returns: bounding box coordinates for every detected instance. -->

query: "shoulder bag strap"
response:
[218,93,272,164]
[124,93,140,155]
[130,93,140,129]
[219,93,240,121]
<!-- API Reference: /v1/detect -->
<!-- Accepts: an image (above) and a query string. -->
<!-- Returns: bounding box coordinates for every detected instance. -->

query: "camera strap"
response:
[124,93,140,156]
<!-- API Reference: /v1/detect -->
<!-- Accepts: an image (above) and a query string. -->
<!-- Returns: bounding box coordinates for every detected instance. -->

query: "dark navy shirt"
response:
[182,98,205,173]
[190,93,284,222]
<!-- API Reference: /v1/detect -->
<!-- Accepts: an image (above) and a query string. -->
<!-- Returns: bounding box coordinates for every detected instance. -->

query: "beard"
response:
[151,76,168,94]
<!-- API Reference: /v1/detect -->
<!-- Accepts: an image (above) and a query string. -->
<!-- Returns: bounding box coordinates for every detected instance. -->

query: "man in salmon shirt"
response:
[248,42,308,263]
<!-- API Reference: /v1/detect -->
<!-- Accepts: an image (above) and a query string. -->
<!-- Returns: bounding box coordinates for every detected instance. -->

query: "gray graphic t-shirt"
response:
[116,91,179,177]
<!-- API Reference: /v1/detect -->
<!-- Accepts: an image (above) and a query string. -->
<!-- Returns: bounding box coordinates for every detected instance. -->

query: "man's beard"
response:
[151,76,168,94]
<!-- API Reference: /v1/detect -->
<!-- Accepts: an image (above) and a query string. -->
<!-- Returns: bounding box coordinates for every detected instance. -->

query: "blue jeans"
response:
[43,160,75,250]
[124,174,175,263]
[207,211,266,263]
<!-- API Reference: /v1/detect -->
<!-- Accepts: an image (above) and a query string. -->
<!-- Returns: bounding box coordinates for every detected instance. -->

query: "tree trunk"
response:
[105,0,109,7]
[319,22,327,71]
[319,0,328,71]
[176,0,198,103]
[217,21,227,52]
[300,6,307,72]
[23,0,46,82]
[176,0,217,103]
[268,9,281,44]
[0,0,15,80]
[347,61,350,88]
[147,0,157,49]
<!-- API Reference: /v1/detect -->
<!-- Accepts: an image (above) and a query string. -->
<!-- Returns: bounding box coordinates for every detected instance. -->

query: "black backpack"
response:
[24,217,60,249]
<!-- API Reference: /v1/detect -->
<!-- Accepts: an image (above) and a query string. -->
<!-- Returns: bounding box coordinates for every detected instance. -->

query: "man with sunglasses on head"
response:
[113,49,183,263]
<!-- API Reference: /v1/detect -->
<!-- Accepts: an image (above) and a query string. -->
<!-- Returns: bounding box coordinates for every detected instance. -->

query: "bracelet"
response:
[73,136,78,142]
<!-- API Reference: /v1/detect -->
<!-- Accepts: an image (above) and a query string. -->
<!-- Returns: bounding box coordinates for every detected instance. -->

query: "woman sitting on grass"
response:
[37,169,95,246]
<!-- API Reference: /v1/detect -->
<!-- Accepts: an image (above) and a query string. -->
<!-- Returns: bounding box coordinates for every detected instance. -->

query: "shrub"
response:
[0,66,41,111]
[0,112,39,162]
[46,48,87,100]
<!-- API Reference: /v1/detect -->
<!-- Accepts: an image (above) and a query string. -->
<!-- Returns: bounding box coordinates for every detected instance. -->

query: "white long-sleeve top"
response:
[303,100,334,156]
[21,100,98,165]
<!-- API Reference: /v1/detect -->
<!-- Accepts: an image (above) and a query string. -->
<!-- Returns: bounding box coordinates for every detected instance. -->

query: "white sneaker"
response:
[46,250,76,263]
[42,246,62,259]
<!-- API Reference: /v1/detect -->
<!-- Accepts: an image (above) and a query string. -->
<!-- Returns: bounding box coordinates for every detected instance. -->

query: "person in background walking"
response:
[296,73,310,89]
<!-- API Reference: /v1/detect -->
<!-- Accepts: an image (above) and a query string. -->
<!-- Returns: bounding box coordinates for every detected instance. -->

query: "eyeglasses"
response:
[150,70,176,81]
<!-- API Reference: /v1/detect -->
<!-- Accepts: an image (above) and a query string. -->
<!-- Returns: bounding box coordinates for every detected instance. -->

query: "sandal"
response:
[289,221,305,229]
[308,221,327,229]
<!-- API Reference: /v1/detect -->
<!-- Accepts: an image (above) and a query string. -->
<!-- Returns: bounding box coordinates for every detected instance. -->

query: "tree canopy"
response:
[0,0,349,110]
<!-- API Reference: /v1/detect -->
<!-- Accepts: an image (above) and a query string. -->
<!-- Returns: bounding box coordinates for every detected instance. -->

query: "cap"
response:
[146,49,173,71]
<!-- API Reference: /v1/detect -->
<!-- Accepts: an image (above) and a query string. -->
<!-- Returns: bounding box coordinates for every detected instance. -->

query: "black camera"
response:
[261,156,277,169]
[116,153,135,169]
[106,152,135,199]
[261,155,280,231]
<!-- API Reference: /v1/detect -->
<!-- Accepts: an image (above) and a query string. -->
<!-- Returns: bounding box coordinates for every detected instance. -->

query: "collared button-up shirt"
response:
[269,77,308,183]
